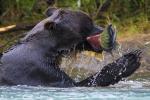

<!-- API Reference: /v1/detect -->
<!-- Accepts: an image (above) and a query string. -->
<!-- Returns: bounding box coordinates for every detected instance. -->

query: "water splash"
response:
[59,44,136,81]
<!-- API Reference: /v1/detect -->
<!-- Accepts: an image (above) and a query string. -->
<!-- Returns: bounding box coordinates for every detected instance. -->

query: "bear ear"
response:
[45,7,57,17]
[44,21,55,30]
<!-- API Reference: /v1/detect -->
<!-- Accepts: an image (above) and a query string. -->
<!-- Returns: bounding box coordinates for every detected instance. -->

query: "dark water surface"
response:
[0,80,150,100]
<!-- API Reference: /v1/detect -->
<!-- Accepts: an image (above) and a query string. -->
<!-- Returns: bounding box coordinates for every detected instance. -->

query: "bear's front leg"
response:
[76,50,141,87]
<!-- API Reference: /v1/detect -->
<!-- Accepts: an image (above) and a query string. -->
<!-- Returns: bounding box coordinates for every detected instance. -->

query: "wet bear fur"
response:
[0,8,141,87]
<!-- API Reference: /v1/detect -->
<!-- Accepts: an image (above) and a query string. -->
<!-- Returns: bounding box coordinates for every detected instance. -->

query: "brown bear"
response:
[0,8,141,87]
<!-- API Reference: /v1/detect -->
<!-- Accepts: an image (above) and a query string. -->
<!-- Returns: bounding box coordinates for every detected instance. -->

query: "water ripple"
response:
[0,81,150,100]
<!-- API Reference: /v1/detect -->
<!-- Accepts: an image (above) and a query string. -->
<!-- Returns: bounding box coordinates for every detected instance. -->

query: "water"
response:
[0,80,150,100]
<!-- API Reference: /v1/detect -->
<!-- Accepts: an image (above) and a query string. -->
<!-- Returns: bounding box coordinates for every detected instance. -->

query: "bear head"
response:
[23,8,103,55]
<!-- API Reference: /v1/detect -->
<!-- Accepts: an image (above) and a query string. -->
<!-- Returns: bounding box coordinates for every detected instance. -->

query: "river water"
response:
[0,80,150,100]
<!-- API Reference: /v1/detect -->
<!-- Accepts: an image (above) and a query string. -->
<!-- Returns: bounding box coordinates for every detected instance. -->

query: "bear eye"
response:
[59,10,66,15]
[58,9,67,19]
[44,21,56,30]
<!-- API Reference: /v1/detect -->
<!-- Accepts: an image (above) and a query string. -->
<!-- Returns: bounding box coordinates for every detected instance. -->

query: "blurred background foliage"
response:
[0,0,150,32]
[0,0,150,52]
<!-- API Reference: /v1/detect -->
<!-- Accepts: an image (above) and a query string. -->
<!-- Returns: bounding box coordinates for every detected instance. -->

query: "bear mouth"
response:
[86,34,101,52]
[86,26,103,52]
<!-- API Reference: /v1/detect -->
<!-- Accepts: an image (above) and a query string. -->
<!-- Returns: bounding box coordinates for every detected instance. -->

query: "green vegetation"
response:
[0,0,150,52]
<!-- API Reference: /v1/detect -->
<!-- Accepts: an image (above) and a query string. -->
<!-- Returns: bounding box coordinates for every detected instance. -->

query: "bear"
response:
[0,8,141,87]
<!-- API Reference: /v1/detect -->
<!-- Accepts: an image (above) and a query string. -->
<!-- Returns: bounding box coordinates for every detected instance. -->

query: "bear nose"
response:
[90,26,103,36]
